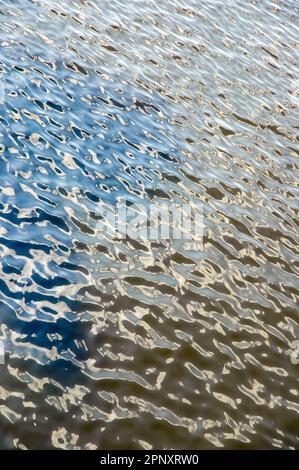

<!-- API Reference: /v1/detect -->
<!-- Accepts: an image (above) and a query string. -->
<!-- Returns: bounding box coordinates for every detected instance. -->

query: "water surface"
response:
[0,0,298,450]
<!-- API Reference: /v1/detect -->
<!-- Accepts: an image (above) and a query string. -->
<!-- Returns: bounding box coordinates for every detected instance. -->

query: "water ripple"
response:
[0,0,298,450]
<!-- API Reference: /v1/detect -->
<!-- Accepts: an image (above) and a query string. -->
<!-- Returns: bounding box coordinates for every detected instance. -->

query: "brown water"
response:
[0,0,298,450]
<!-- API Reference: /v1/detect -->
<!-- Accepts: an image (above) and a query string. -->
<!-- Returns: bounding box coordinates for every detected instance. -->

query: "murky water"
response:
[0,0,298,450]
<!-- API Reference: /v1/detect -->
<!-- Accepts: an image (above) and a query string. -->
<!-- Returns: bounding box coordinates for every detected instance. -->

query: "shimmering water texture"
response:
[0,0,299,450]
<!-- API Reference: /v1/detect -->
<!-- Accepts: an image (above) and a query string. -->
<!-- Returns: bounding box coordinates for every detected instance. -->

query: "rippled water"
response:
[0,0,298,450]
